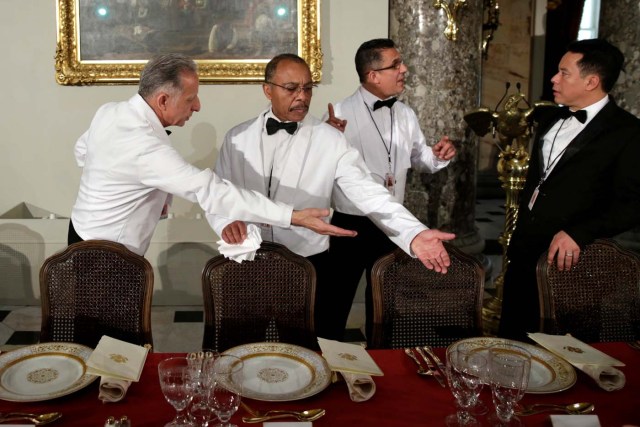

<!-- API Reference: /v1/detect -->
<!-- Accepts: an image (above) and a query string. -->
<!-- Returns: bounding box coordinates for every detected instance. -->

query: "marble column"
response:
[389,0,484,252]
[599,0,640,251]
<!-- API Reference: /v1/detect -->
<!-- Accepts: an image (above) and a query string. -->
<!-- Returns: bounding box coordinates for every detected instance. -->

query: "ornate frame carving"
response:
[55,0,322,85]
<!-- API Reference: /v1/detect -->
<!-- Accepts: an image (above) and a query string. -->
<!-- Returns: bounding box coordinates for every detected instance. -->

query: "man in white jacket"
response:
[325,38,457,342]
[69,53,354,256]
[209,53,455,340]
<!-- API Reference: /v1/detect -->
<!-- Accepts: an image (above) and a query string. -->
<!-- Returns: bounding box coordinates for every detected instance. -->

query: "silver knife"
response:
[423,345,447,379]
[415,346,446,388]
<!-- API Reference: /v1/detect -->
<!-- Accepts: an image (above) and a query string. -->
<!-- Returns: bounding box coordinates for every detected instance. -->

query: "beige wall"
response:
[0,0,388,221]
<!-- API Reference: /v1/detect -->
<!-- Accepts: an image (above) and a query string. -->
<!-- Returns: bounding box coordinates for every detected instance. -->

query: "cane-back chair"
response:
[40,240,154,348]
[202,242,316,352]
[369,243,484,349]
[537,238,640,342]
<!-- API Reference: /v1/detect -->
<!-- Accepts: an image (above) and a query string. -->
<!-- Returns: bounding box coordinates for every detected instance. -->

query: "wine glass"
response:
[209,355,244,427]
[158,357,197,427]
[187,350,219,427]
[445,348,488,426]
[488,344,532,427]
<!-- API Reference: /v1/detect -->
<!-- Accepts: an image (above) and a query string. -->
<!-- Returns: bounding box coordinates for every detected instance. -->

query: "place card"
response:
[550,414,601,427]
[528,333,624,366]
[264,423,312,427]
[317,338,383,376]
[86,335,149,382]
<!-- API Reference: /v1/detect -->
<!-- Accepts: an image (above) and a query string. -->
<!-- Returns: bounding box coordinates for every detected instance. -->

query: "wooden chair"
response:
[40,240,154,348]
[369,243,484,349]
[202,242,316,352]
[537,238,640,342]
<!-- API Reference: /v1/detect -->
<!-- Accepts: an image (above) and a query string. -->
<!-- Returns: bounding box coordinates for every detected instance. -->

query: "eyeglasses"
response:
[371,59,404,72]
[266,81,317,95]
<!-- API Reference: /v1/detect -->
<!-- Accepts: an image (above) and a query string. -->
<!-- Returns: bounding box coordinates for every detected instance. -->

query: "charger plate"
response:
[448,337,577,394]
[222,342,331,401]
[0,342,97,402]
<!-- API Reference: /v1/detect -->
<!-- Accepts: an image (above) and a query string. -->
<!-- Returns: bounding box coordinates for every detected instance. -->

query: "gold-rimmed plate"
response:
[0,342,97,402]
[448,337,577,394]
[222,342,331,401]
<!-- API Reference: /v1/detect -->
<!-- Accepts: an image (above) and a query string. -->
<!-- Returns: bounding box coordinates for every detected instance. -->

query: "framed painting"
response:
[55,0,322,85]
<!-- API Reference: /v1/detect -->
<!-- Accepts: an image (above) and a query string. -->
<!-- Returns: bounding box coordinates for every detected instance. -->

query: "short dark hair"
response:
[138,53,198,99]
[566,38,624,93]
[265,53,308,82]
[355,38,397,83]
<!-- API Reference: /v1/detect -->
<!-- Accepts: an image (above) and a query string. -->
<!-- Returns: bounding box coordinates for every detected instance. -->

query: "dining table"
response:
[1,341,639,426]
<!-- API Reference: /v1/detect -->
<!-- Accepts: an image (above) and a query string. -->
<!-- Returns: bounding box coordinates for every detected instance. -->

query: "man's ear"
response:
[263,83,272,101]
[156,92,169,110]
[584,74,601,91]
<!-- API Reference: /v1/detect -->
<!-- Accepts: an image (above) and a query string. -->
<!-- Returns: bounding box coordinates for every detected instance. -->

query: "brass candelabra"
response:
[464,84,558,336]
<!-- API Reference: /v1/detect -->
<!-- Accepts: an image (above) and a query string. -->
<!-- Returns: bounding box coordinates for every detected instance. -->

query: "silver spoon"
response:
[516,402,594,416]
[0,412,62,425]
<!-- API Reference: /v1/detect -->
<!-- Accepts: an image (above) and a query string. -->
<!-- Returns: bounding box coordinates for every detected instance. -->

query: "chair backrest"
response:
[537,238,640,342]
[202,241,316,352]
[370,243,485,349]
[39,240,154,348]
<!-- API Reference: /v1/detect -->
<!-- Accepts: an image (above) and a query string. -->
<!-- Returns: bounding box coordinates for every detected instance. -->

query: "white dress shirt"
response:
[72,94,292,255]
[208,109,428,257]
[541,95,609,175]
[326,86,449,215]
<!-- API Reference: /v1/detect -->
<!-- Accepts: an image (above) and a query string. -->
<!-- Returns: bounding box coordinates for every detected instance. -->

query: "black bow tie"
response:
[373,97,397,111]
[165,130,172,136]
[558,106,587,124]
[266,117,298,135]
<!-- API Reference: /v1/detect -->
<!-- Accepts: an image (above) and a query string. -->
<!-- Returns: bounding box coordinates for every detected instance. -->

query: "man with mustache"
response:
[499,38,640,341]
[69,53,354,256]
[208,53,456,340]
[324,38,457,342]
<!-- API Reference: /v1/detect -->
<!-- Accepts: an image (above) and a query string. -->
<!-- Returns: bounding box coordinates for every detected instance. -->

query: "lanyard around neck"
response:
[364,102,394,169]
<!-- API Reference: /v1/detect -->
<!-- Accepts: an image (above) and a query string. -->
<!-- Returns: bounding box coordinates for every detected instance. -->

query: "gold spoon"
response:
[0,412,62,425]
[242,408,326,423]
[516,402,594,416]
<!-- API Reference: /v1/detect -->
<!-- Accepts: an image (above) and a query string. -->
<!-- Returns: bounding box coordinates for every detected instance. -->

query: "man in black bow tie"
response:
[323,38,457,343]
[499,39,640,341]
[209,53,456,341]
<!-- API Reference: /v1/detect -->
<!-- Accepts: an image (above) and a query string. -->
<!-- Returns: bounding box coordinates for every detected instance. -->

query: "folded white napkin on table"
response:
[340,371,377,402]
[528,333,626,391]
[87,335,149,402]
[98,377,131,403]
[318,338,382,402]
[216,224,262,263]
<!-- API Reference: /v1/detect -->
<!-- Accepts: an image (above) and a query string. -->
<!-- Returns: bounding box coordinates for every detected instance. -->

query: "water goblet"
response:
[445,348,488,426]
[158,357,197,427]
[209,355,243,427]
[488,344,532,427]
[188,350,219,427]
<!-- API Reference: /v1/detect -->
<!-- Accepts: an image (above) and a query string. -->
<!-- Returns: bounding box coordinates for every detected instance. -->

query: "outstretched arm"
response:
[292,208,357,237]
[410,229,456,273]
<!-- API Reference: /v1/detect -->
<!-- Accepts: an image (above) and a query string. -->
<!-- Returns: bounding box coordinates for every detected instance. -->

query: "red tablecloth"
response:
[1,343,639,426]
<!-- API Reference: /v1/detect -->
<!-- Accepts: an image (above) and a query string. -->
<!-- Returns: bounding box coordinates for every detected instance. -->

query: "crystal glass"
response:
[158,357,197,427]
[445,348,488,426]
[187,350,219,427]
[209,355,243,427]
[488,344,532,427]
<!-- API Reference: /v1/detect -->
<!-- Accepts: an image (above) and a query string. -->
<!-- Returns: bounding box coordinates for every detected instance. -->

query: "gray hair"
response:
[138,53,198,99]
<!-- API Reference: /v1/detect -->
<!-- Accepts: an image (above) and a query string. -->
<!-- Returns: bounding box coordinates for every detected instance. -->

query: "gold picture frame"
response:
[55,0,322,85]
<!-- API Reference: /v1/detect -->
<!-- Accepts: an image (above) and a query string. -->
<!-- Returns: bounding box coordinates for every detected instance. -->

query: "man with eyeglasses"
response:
[207,53,456,341]
[324,38,456,343]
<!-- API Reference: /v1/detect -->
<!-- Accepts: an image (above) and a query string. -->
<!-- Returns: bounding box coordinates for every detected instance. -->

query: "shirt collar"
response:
[359,86,396,110]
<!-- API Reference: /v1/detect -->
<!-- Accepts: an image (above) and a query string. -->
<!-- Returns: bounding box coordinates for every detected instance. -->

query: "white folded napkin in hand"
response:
[98,376,131,403]
[340,372,376,402]
[216,224,262,263]
[528,333,626,391]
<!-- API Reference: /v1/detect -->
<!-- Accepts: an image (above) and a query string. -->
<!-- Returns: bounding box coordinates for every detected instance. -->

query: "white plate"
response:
[0,342,97,402]
[448,337,577,394]
[222,342,331,401]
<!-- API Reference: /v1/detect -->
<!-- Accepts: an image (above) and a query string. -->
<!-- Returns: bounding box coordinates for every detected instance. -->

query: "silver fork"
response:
[415,347,447,387]
[404,348,432,376]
